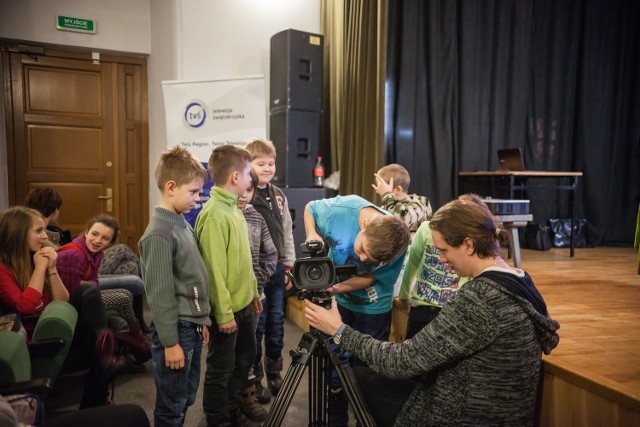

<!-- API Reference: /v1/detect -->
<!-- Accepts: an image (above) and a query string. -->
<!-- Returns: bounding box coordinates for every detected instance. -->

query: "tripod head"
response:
[296,289,332,310]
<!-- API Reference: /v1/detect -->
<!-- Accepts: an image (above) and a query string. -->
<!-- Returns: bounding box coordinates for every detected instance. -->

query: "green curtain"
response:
[321,0,388,201]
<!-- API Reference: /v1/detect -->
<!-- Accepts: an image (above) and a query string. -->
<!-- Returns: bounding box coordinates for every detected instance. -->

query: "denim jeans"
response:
[99,274,145,296]
[255,261,285,362]
[203,304,256,424]
[150,320,204,427]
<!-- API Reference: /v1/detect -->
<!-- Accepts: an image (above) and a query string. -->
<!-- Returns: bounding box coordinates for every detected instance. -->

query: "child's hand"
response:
[284,271,293,290]
[33,250,50,268]
[398,299,411,314]
[305,233,324,248]
[165,343,185,370]
[252,298,263,316]
[202,325,210,345]
[218,319,237,334]
[38,247,58,269]
[372,173,394,198]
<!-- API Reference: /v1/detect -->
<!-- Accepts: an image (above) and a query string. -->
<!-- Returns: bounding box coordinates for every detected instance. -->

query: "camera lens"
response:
[306,264,325,282]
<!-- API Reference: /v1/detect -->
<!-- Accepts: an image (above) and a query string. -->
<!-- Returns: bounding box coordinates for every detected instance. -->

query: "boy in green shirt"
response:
[195,144,262,426]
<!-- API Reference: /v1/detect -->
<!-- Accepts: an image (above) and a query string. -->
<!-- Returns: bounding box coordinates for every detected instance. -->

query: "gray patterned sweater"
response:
[340,273,560,426]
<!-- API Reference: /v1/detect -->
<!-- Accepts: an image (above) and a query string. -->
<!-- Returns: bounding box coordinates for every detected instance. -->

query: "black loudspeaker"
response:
[270,110,321,188]
[270,29,323,112]
[282,187,337,259]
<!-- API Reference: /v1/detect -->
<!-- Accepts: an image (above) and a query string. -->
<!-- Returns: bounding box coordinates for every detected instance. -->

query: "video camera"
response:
[288,240,357,308]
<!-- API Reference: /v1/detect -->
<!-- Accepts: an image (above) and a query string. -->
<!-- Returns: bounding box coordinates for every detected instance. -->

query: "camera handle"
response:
[263,328,376,427]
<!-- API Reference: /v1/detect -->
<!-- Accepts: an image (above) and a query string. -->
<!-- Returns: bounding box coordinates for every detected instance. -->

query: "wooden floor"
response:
[517,246,640,426]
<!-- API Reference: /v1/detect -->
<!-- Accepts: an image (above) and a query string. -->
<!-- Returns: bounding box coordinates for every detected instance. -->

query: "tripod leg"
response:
[308,346,329,425]
[264,332,321,427]
[264,362,306,426]
[327,339,377,427]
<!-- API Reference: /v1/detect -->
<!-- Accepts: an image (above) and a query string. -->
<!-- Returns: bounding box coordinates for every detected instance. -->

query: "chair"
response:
[0,331,150,427]
[0,330,31,386]
[30,301,78,381]
[0,331,48,426]
[0,330,53,410]
[0,300,77,392]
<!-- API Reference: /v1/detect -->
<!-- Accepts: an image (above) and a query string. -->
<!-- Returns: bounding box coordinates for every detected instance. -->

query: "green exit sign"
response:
[56,15,96,34]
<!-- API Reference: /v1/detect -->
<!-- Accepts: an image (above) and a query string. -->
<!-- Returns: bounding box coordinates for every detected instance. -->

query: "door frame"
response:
[1,43,149,249]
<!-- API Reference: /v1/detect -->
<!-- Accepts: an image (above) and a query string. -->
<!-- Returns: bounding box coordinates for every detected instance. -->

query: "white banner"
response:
[162,75,267,224]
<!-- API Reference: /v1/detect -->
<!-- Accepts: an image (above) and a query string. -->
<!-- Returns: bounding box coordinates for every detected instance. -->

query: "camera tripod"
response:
[263,327,376,427]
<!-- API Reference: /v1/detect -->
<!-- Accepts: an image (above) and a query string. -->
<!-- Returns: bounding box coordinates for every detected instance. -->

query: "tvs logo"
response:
[184,101,207,128]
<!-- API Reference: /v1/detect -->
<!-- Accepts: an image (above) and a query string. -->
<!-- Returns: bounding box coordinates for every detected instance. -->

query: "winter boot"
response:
[239,384,268,422]
[328,387,349,427]
[253,360,271,404]
[128,323,151,363]
[255,381,271,404]
[232,408,262,427]
[117,324,152,364]
[265,356,284,396]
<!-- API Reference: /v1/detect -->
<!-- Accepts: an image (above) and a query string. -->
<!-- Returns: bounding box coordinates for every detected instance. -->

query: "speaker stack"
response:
[270,29,335,257]
[269,28,324,188]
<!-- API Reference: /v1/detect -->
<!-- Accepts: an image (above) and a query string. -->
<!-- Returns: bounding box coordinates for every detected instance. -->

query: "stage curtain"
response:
[321,0,388,200]
[385,0,640,245]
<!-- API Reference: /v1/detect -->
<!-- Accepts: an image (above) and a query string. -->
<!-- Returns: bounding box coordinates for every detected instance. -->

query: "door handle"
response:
[97,188,113,212]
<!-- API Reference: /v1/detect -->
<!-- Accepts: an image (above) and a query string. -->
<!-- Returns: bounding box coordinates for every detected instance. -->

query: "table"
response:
[494,214,533,268]
[459,171,583,257]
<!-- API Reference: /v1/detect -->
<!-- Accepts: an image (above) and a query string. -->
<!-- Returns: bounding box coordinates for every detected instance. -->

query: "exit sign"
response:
[56,15,96,34]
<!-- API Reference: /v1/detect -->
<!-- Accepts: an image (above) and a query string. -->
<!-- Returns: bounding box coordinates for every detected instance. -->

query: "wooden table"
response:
[459,171,583,256]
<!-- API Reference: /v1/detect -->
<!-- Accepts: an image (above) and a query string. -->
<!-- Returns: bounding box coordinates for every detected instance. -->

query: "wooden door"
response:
[2,45,148,249]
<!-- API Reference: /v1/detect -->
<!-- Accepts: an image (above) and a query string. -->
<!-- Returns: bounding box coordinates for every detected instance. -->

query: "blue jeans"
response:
[150,320,204,427]
[99,274,144,296]
[203,304,256,423]
[255,261,285,363]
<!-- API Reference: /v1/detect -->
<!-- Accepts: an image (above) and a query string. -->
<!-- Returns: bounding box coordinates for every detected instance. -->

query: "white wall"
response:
[147,0,320,210]
[0,0,151,54]
[0,0,152,209]
[0,0,321,212]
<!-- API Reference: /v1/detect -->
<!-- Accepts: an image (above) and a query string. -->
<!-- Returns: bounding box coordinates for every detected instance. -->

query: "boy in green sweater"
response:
[138,146,212,426]
[195,144,262,427]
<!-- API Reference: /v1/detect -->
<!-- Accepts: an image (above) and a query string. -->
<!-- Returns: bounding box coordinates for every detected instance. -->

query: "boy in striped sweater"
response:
[236,169,277,422]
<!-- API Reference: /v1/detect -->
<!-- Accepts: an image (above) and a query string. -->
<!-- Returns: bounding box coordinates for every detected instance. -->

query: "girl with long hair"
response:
[0,206,122,408]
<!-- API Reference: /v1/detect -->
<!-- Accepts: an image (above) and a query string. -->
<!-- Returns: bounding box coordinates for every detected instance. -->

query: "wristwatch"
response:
[333,324,347,345]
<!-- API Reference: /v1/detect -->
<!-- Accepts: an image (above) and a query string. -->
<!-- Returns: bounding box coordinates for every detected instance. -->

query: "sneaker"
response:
[239,384,267,421]
[255,382,271,404]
